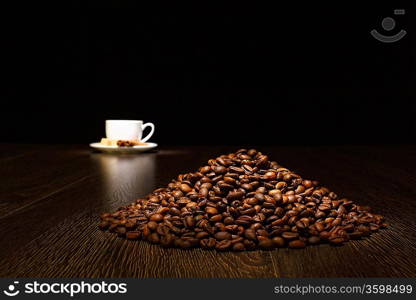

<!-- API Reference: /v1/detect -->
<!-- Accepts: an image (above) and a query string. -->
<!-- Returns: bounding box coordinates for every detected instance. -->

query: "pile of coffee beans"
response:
[99,149,386,251]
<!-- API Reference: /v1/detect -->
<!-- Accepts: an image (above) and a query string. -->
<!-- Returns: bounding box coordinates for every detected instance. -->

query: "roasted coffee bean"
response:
[206,207,218,215]
[147,221,158,231]
[227,190,245,200]
[200,238,216,249]
[295,220,307,230]
[200,166,211,174]
[254,193,265,202]
[169,207,181,216]
[214,231,232,240]
[177,238,192,249]
[180,184,193,193]
[213,166,227,174]
[256,229,269,237]
[235,215,253,226]
[223,216,235,225]
[319,231,331,240]
[281,232,299,240]
[160,234,175,247]
[198,187,209,198]
[247,149,257,156]
[150,213,164,222]
[100,213,111,219]
[315,222,325,232]
[258,237,274,250]
[264,171,277,181]
[241,208,256,216]
[357,225,371,236]
[232,242,245,251]
[184,216,195,228]
[369,224,380,231]
[156,224,169,235]
[194,231,209,239]
[349,231,363,240]
[329,237,345,245]
[223,176,236,185]
[126,231,141,240]
[229,166,244,174]
[98,221,110,230]
[116,227,126,237]
[209,214,223,222]
[215,240,232,251]
[308,236,320,245]
[100,148,386,251]
[148,232,160,244]
[241,183,253,191]
[244,229,257,241]
[272,237,285,247]
[172,190,184,199]
[288,240,306,249]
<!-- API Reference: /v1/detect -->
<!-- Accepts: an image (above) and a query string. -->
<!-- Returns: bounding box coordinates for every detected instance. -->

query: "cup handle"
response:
[141,122,155,143]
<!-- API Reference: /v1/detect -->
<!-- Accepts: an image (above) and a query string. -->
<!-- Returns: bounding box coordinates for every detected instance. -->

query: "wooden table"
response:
[1,144,415,278]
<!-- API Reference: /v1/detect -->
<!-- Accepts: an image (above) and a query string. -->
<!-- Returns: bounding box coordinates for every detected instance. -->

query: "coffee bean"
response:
[147,221,158,231]
[100,213,111,219]
[264,171,277,181]
[169,207,181,216]
[232,242,245,251]
[160,234,175,247]
[235,215,253,226]
[244,229,257,241]
[198,187,209,198]
[213,166,227,174]
[180,184,192,193]
[98,221,110,230]
[257,229,269,237]
[357,225,371,236]
[172,190,184,199]
[272,237,285,247]
[206,207,218,215]
[241,208,256,216]
[184,216,195,228]
[223,216,234,225]
[116,227,126,237]
[126,231,141,240]
[214,231,231,240]
[318,204,331,211]
[177,239,192,249]
[227,190,245,200]
[148,232,160,244]
[369,224,380,231]
[150,213,163,222]
[281,232,299,240]
[315,222,325,232]
[215,240,232,251]
[288,240,306,249]
[200,238,216,249]
[229,166,244,174]
[308,236,320,245]
[209,214,223,222]
[241,183,253,191]
[329,237,345,245]
[258,237,274,250]
[349,231,363,240]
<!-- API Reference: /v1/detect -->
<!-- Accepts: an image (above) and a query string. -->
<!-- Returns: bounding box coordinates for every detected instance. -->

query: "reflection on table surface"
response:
[92,153,156,209]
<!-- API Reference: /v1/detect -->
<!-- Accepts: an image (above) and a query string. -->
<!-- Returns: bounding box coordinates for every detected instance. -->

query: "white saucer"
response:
[89,142,158,153]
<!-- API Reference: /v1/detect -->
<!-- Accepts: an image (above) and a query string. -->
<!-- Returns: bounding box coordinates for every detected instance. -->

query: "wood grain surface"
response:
[0,144,415,278]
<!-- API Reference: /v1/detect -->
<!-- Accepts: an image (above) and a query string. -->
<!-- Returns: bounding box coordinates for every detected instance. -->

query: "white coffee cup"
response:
[105,120,155,142]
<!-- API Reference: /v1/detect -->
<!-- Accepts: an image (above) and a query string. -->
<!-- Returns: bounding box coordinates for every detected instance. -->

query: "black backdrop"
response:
[2,1,414,145]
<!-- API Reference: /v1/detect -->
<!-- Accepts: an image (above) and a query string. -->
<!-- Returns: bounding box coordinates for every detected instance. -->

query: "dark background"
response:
[1,1,414,145]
